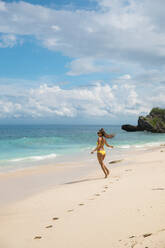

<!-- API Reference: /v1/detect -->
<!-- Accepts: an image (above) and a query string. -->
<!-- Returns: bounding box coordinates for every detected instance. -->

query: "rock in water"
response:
[122,107,165,133]
[121,124,143,132]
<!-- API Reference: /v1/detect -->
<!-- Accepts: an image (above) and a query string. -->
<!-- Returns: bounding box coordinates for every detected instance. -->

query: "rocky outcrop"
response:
[122,108,165,133]
[121,124,143,132]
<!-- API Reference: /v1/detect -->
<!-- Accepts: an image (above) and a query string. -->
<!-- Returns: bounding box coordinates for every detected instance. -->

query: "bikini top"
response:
[97,138,105,146]
[97,137,104,144]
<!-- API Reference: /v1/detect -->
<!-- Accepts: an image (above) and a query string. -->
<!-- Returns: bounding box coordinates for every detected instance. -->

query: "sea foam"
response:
[10,153,57,162]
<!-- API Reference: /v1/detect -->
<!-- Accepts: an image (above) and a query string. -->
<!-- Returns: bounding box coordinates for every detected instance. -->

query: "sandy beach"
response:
[0,146,165,248]
[2,0,165,247]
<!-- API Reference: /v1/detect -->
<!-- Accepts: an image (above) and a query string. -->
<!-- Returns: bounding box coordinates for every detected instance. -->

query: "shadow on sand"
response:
[64,177,104,185]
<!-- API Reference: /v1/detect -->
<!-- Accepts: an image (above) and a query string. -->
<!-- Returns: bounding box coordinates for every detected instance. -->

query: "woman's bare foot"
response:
[105,170,110,178]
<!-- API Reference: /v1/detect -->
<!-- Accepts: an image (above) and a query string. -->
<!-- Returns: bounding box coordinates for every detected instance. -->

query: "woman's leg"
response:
[97,153,109,178]
[103,154,110,176]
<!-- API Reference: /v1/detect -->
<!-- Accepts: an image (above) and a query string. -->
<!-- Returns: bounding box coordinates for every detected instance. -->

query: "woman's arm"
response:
[105,139,114,148]
[91,146,97,154]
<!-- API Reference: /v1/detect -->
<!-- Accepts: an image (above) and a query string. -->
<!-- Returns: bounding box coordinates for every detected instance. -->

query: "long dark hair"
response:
[98,128,115,139]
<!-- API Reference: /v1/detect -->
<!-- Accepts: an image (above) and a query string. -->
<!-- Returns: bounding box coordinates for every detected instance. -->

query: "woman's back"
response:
[97,137,105,150]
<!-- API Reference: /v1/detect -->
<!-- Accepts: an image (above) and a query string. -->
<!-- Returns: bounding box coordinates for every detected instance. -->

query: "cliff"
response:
[122,108,165,133]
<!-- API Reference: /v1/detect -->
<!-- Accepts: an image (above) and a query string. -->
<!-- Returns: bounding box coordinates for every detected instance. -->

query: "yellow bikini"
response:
[98,150,106,155]
[97,142,106,155]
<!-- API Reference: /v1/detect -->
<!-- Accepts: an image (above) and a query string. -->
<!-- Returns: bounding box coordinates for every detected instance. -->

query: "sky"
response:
[0,0,165,124]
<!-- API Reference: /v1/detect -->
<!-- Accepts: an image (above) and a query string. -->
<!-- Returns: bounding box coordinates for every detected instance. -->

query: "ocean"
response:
[0,124,165,172]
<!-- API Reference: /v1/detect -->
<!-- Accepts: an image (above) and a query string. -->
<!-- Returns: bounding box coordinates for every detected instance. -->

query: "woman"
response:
[91,128,114,178]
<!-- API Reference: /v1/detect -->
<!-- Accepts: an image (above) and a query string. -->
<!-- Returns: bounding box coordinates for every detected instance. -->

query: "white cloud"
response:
[1,1,165,122]
[0,34,17,48]
[119,74,131,80]
[1,0,165,74]
[67,57,103,76]
[0,71,165,121]
[0,77,161,120]
[0,99,22,118]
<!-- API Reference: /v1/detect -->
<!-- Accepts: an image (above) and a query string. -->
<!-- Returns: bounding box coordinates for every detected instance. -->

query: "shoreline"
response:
[0,139,164,173]
[0,145,163,207]
[0,145,165,247]
[0,144,147,207]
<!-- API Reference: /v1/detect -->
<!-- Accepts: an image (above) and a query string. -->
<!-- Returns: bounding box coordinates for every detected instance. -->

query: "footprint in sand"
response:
[52,217,59,221]
[46,225,53,228]
[152,188,164,190]
[89,198,95,200]
[143,233,152,238]
[102,190,106,192]
[68,209,74,212]
[104,186,108,189]
[124,232,154,248]
[160,228,165,232]
[34,236,42,239]
[79,203,84,206]
[129,235,136,239]
[131,241,138,248]
[95,194,100,196]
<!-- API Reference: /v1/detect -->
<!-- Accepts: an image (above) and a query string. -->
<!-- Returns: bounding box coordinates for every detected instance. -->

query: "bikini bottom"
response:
[97,150,106,155]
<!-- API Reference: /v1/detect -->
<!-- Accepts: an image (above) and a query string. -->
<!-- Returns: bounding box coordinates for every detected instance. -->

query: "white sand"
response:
[0,146,165,248]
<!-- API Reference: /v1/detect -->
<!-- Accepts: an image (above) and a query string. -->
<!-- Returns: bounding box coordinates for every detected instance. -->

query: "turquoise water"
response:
[0,124,165,171]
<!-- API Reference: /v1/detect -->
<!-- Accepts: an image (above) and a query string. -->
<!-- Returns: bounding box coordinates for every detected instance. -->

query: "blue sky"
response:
[0,0,165,124]
[3,0,98,9]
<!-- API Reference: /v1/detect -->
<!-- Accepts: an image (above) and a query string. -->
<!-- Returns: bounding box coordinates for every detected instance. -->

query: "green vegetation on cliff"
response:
[150,107,165,117]
[148,108,165,129]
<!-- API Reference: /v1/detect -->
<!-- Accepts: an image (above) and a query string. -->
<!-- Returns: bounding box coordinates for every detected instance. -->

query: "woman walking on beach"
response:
[91,128,114,178]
